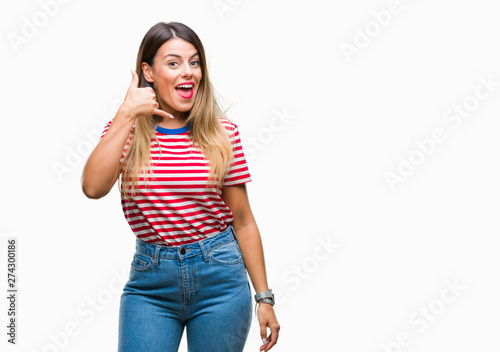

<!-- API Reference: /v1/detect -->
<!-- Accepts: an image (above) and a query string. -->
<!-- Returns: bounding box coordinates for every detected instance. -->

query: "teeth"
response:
[176,84,193,89]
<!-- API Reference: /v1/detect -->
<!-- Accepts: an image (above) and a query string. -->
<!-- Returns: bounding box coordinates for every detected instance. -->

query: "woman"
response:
[81,21,280,351]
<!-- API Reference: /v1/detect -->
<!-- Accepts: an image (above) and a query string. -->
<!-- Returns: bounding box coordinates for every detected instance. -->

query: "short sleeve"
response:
[99,119,134,164]
[222,122,252,187]
[99,119,113,140]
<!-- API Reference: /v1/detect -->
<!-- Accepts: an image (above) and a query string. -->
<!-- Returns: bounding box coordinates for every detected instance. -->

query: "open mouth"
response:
[175,82,194,99]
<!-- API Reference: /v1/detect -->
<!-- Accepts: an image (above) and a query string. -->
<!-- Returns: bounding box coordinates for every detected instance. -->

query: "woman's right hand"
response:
[119,70,173,120]
[81,70,173,199]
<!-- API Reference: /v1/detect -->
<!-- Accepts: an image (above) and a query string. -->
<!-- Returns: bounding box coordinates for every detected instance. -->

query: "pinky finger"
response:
[154,109,174,119]
[263,334,276,351]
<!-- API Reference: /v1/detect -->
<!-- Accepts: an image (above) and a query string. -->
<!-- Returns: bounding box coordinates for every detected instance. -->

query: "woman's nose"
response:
[181,63,192,77]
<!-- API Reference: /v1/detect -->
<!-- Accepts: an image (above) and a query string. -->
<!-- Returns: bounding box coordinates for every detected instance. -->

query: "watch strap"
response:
[254,289,274,302]
[257,297,275,306]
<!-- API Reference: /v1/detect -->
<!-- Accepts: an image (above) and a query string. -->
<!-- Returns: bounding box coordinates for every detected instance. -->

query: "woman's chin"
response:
[161,100,194,114]
[171,101,196,113]
[173,106,193,114]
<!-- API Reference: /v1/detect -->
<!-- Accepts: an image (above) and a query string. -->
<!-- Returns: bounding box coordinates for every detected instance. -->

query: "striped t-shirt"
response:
[99,116,252,246]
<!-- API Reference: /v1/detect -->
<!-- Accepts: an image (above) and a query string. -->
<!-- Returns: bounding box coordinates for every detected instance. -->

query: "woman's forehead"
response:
[157,38,198,59]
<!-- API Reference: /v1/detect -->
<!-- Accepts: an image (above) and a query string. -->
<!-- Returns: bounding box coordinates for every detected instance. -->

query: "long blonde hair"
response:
[119,22,233,201]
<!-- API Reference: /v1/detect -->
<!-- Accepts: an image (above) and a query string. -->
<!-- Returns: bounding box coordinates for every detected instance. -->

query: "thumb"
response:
[129,69,139,89]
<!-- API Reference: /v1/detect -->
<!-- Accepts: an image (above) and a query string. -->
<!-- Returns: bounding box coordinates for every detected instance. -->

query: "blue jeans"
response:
[118,225,253,352]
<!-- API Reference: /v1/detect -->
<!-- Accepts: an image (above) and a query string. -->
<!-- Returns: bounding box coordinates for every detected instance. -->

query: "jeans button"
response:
[180,248,186,255]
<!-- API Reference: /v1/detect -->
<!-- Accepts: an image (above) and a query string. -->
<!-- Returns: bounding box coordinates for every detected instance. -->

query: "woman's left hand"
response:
[257,303,280,351]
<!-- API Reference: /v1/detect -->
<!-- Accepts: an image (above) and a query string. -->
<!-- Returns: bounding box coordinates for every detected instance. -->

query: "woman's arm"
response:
[81,109,134,199]
[221,183,280,352]
[221,183,269,292]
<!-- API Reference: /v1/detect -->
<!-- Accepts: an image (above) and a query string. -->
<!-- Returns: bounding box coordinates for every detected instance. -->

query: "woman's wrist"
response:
[255,298,274,316]
[116,105,137,123]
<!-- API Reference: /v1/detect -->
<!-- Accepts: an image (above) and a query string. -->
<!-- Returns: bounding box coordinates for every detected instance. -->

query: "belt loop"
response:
[198,240,209,262]
[230,225,238,243]
[153,246,160,267]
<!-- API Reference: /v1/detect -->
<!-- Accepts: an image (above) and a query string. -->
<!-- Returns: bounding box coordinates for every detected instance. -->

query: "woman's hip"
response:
[121,224,250,304]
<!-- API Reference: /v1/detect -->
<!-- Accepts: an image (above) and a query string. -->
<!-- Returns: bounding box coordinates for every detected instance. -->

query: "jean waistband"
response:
[134,225,238,262]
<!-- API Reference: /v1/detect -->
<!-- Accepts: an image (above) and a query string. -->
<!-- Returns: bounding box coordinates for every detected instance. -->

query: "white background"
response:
[1,0,499,351]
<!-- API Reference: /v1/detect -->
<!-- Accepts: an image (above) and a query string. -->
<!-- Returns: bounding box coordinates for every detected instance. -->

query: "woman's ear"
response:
[142,62,154,83]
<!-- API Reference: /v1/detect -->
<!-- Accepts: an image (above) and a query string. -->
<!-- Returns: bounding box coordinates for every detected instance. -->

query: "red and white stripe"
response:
[99,116,252,246]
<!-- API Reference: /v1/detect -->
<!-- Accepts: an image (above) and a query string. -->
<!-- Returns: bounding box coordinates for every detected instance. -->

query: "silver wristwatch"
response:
[254,289,275,305]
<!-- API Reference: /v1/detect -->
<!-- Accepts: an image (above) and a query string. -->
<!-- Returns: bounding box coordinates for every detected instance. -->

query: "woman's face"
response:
[142,38,202,117]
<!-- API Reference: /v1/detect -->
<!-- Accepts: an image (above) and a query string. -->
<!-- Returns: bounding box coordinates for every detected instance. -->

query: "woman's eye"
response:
[191,60,200,66]
[168,62,179,67]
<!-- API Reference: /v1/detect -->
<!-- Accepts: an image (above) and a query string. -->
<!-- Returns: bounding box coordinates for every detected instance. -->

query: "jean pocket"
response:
[209,240,243,265]
[131,251,154,271]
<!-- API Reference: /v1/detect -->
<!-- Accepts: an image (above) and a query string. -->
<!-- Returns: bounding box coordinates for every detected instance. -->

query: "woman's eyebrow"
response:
[163,52,199,59]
